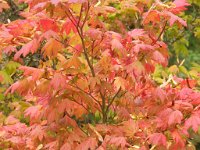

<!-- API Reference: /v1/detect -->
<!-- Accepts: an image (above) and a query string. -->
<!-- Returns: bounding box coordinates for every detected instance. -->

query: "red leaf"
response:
[184,115,200,132]
[60,143,71,150]
[3,45,17,55]
[19,66,44,81]
[155,87,167,103]
[14,39,39,60]
[168,110,183,125]
[39,30,60,42]
[133,43,154,53]
[76,137,97,150]
[39,19,59,32]
[24,105,42,120]
[165,11,187,27]
[86,28,102,40]
[148,133,167,146]
[103,135,127,148]
[170,130,185,149]
[50,72,66,90]
[171,0,190,14]
[29,125,46,141]
[111,39,124,50]
[128,29,145,39]
[44,141,59,150]
[152,51,167,66]
[173,100,193,112]
[143,10,160,25]
[62,19,77,35]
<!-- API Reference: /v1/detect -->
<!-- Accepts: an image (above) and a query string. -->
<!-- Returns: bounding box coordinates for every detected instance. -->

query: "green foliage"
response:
[165,1,200,68]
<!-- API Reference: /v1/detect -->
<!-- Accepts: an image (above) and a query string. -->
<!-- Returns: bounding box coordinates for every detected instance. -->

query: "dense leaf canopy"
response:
[0,0,200,149]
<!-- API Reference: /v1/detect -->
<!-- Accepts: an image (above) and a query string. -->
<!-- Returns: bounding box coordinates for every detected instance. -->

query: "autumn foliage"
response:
[0,0,199,149]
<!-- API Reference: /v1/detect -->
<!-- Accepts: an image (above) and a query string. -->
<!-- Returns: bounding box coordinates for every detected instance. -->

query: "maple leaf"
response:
[50,72,66,90]
[180,78,197,88]
[38,19,59,32]
[133,43,154,53]
[7,136,25,146]
[126,60,145,76]
[184,115,200,132]
[14,39,39,60]
[165,11,187,27]
[75,137,97,150]
[60,143,71,150]
[143,10,160,25]
[19,66,44,81]
[39,30,60,42]
[173,100,193,112]
[168,110,183,126]
[170,130,185,149]
[3,45,17,55]
[29,125,46,141]
[148,133,167,146]
[44,141,59,150]
[62,19,77,35]
[111,38,125,57]
[144,63,155,73]
[0,30,13,43]
[24,105,42,120]
[103,135,127,148]
[41,38,64,58]
[152,51,167,66]
[171,0,190,14]
[128,29,146,39]
[122,119,139,137]
[155,87,167,103]
[3,122,27,135]
[86,28,102,40]
[46,108,59,123]
[4,116,19,125]
[114,77,126,90]
[179,87,193,100]
[7,20,35,37]
[5,78,33,95]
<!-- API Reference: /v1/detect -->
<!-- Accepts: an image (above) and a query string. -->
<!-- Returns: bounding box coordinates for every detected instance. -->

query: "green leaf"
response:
[0,70,13,84]
[4,61,20,76]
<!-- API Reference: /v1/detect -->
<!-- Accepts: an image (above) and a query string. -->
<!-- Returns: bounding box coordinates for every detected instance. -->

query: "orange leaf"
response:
[41,38,63,58]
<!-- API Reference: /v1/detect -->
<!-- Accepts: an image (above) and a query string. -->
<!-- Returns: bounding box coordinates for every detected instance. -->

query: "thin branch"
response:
[106,87,121,113]
[70,96,90,113]
[68,83,102,108]
[91,40,95,66]
[64,2,107,122]
[155,21,167,43]
[106,73,128,113]
[77,4,83,27]
[64,112,88,135]
[67,44,80,52]
[81,1,90,29]
[64,2,95,77]
[67,8,78,26]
